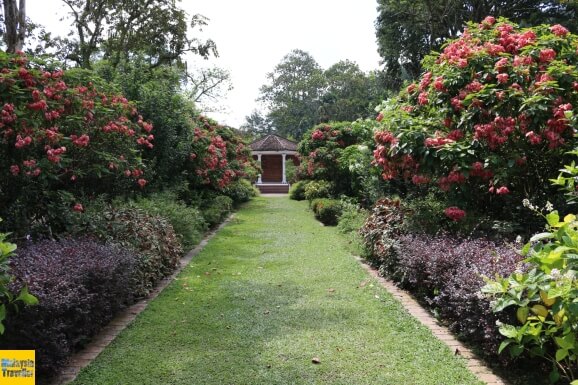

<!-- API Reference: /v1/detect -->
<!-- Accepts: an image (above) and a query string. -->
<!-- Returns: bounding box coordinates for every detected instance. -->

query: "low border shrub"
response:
[223,179,259,205]
[311,198,342,226]
[289,180,308,201]
[202,195,233,227]
[1,238,139,379]
[304,180,333,202]
[132,192,208,250]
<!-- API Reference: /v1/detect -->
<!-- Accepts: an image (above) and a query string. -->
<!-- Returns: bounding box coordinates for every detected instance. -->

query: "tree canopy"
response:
[256,50,387,139]
[49,0,217,69]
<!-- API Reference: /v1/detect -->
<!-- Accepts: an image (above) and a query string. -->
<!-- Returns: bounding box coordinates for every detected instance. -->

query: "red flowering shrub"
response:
[444,206,466,221]
[0,52,153,235]
[298,120,377,198]
[374,17,578,223]
[185,116,257,192]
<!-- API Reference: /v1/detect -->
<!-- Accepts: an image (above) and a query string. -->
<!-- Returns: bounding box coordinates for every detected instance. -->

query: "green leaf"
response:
[555,333,575,350]
[15,286,38,306]
[499,324,518,339]
[0,242,16,256]
[550,368,561,383]
[556,348,569,361]
[530,232,554,243]
[498,340,511,354]
[546,211,560,227]
[510,344,524,357]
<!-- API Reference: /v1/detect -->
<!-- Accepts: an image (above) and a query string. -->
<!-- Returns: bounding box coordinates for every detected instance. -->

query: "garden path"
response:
[70,196,485,385]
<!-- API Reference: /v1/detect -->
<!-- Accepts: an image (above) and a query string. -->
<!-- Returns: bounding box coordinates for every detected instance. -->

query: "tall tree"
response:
[58,0,217,69]
[1,0,26,53]
[259,49,326,139]
[320,60,384,122]
[240,110,273,137]
[184,65,232,112]
[375,0,578,90]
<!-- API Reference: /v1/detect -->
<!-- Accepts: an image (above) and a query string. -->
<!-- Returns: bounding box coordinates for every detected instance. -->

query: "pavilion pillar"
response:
[257,153,262,184]
[282,153,287,184]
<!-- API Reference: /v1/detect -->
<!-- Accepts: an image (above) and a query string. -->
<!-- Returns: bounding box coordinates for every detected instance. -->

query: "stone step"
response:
[257,184,289,194]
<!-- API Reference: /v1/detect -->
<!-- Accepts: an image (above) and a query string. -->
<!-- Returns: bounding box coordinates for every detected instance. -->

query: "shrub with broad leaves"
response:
[0,220,37,335]
[68,204,182,297]
[373,17,578,224]
[0,52,154,236]
[483,210,578,383]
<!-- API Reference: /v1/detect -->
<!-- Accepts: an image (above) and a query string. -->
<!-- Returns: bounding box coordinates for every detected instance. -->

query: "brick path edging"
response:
[355,257,508,385]
[50,215,234,385]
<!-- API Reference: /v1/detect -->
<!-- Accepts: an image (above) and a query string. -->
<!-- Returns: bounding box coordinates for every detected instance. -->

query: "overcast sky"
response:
[27,0,382,128]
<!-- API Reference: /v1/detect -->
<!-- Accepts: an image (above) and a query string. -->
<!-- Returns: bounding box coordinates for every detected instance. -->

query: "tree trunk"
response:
[3,0,26,53]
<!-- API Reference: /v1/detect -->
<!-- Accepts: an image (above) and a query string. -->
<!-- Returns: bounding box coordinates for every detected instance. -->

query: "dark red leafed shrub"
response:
[0,238,139,380]
[395,234,523,356]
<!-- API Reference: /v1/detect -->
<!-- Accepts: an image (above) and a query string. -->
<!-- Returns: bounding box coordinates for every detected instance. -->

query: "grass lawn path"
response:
[72,197,483,385]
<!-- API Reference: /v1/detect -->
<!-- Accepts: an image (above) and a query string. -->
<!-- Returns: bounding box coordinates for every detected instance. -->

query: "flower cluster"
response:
[186,116,256,192]
[0,51,154,225]
[444,207,466,221]
[373,17,578,218]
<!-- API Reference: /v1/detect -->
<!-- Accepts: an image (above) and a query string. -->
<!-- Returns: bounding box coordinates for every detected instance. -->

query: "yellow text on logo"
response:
[0,350,35,384]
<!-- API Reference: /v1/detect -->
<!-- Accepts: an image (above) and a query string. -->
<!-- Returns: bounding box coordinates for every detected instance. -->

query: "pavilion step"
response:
[257,184,289,194]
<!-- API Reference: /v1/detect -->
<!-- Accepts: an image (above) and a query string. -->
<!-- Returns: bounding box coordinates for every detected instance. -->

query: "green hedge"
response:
[311,198,342,226]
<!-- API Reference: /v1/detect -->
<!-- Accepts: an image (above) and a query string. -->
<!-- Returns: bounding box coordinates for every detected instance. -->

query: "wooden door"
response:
[261,155,282,182]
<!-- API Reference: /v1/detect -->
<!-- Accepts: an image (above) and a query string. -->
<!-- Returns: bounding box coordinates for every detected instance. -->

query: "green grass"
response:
[71,197,483,385]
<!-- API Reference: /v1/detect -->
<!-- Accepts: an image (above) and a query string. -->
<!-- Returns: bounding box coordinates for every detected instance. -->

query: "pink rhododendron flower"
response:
[73,203,84,212]
[411,175,430,185]
[311,129,324,140]
[418,92,429,105]
[496,186,510,195]
[539,48,556,63]
[550,24,569,37]
[444,207,466,221]
[497,73,509,84]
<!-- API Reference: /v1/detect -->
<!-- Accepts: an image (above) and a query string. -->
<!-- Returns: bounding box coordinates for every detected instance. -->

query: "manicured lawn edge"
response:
[49,215,235,385]
[355,257,508,385]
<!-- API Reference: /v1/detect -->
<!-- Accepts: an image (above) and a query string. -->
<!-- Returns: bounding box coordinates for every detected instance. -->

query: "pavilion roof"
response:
[249,134,298,152]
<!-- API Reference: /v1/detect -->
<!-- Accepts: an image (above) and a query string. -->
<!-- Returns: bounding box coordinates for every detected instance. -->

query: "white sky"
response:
[27,0,382,128]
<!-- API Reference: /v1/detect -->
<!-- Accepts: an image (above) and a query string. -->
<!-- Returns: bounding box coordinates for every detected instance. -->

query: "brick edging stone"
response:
[50,215,234,385]
[355,257,508,385]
